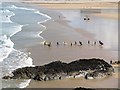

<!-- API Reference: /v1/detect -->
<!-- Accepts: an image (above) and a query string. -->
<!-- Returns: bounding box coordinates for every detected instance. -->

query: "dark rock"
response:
[44,76,49,81]
[2,76,12,79]
[74,87,119,90]
[74,87,95,90]
[2,58,114,81]
[33,74,43,81]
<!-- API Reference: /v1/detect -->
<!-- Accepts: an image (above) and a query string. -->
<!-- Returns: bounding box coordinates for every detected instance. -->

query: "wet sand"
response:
[26,5,118,88]
[11,2,118,88]
[93,13,118,19]
[27,75,118,88]
[28,8,118,66]
[29,41,118,66]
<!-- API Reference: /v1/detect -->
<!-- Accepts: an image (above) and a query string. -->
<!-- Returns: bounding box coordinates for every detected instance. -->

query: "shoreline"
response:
[23,2,118,19]
[27,3,118,88]
[27,3,118,66]
[3,2,118,88]
[3,59,115,87]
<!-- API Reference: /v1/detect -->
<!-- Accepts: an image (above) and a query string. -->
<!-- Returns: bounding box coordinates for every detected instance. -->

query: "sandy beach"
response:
[18,1,118,88]
[22,1,118,9]
[25,4,118,66]
[29,19,118,66]
[27,76,118,88]
[25,1,118,20]
[2,1,119,88]
[19,2,118,88]
[93,13,118,19]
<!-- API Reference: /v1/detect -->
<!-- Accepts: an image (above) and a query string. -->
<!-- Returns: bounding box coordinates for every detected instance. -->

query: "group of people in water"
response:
[43,40,104,47]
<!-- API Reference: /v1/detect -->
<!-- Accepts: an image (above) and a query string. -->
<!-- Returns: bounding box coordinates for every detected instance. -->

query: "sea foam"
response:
[2,49,34,76]
[1,9,15,23]
[0,35,14,62]
[17,79,31,88]
[1,4,34,75]
[1,3,51,88]
[8,5,35,11]
[35,10,51,24]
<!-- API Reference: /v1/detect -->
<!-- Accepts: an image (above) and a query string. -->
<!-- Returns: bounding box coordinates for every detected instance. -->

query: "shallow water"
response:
[26,9,119,88]
[1,2,51,88]
[57,9,118,51]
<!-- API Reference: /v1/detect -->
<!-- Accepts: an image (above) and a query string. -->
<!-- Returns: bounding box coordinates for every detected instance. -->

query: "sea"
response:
[0,2,51,88]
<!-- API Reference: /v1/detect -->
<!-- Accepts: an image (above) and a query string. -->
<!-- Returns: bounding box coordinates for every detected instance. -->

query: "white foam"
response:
[35,10,51,40]
[0,9,15,23]
[2,79,31,88]
[0,25,23,63]
[1,4,36,88]
[0,7,24,62]
[8,5,35,11]
[1,4,52,88]
[10,25,23,37]
[2,49,34,76]
[35,10,51,20]
[35,10,51,24]
[36,31,44,39]
[1,24,24,62]
[17,79,31,88]
[36,24,46,40]
[0,35,14,62]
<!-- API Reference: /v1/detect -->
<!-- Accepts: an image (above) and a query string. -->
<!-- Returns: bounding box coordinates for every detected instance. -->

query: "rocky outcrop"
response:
[2,58,114,81]
[74,87,118,90]
[74,87,95,90]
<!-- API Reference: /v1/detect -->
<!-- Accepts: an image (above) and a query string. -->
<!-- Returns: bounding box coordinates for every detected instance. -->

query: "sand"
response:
[28,13,118,66]
[26,5,119,88]
[26,5,118,66]
[27,75,119,88]
[92,13,118,19]
[12,2,118,88]
[34,2,119,20]
[21,1,118,9]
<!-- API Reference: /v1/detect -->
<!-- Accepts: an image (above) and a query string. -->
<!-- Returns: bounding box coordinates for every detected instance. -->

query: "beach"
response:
[27,4,119,88]
[27,8,118,66]
[1,1,119,89]
[20,0,118,8]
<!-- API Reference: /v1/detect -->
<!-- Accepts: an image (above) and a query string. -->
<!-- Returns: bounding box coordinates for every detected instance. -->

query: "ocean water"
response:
[0,2,51,88]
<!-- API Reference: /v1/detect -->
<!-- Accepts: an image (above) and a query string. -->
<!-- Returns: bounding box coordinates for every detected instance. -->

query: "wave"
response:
[1,5,34,74]
[1,3,52,88]
[1,9,15,23]
[0,35,14,62]
[2,49,34,76]
[7,5,51,24]
[17,79,31,88]
[2,79,31,88]
[1,3,51,74]
[0,8,24,62]
[35,10,51,20]
[35,10,51,24]
[7,5,35,11]
[35,11,51,40]
[6,4,51,41]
